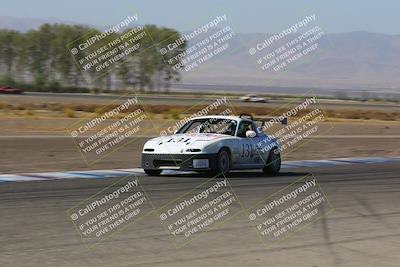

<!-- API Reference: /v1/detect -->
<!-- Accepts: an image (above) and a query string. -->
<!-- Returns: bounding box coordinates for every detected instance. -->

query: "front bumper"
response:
[141,153,218,171]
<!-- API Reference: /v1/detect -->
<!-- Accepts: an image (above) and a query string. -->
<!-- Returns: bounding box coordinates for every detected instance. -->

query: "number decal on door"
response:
[241,143,254,158]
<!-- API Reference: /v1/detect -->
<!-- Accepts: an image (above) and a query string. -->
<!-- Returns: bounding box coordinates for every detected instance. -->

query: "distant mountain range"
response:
[181,31,400,91]
[1,16,399,91]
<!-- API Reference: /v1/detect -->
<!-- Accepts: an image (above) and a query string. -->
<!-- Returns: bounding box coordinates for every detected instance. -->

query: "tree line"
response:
[0,24,186,93]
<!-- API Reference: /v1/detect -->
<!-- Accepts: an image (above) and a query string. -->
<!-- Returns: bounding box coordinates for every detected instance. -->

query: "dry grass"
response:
[63,108,75,118]
[0,101,399,121]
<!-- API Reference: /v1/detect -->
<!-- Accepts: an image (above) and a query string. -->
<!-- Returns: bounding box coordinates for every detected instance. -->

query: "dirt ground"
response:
[0,134,399,174]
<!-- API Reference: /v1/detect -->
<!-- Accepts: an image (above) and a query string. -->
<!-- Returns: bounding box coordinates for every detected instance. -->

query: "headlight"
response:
[186,148,201,152]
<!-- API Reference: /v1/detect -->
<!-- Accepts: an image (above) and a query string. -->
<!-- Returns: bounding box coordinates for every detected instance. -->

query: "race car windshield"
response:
[176,118,237,136]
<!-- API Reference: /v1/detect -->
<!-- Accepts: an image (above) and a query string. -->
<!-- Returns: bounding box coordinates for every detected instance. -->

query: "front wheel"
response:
[262,148,281,175]
[212,148,231,176]
[144,169,162,176]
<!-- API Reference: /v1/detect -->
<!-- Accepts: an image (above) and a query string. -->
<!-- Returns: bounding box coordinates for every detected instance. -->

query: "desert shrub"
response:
[63,108,75,118]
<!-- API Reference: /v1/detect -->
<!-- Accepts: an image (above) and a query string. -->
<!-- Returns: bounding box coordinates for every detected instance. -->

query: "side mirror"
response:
[246,130,257,138]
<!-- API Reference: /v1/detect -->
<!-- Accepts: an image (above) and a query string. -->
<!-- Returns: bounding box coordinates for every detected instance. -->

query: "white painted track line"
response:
[0,157,399,183]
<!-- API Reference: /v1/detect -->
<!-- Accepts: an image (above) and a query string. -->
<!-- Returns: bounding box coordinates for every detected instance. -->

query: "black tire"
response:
[144,169,162,176]
[262,147,281,175]
[213,148,231,176]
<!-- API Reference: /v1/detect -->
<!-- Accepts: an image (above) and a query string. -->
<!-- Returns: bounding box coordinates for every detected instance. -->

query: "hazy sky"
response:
[1,0,399,34]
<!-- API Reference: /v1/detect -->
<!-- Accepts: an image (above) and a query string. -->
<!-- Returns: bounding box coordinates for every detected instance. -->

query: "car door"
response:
[235,121,264,167]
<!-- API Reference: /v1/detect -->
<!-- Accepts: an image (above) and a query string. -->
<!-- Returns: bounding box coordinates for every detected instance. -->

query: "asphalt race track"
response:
[1,162,399,267]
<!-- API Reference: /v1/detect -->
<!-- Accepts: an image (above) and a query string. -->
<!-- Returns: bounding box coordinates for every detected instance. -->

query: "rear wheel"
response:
[144,169,162,176]
[262,148,281,175]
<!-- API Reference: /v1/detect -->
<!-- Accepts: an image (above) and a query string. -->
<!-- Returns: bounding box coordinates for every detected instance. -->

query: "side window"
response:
[237,121,254,138]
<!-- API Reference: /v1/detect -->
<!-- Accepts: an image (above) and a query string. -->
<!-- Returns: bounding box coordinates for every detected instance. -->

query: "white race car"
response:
[141,114,283,176]
[239,94,267,103]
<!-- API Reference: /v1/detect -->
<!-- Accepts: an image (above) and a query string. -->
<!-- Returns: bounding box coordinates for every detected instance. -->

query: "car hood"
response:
[143,133,231,154]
